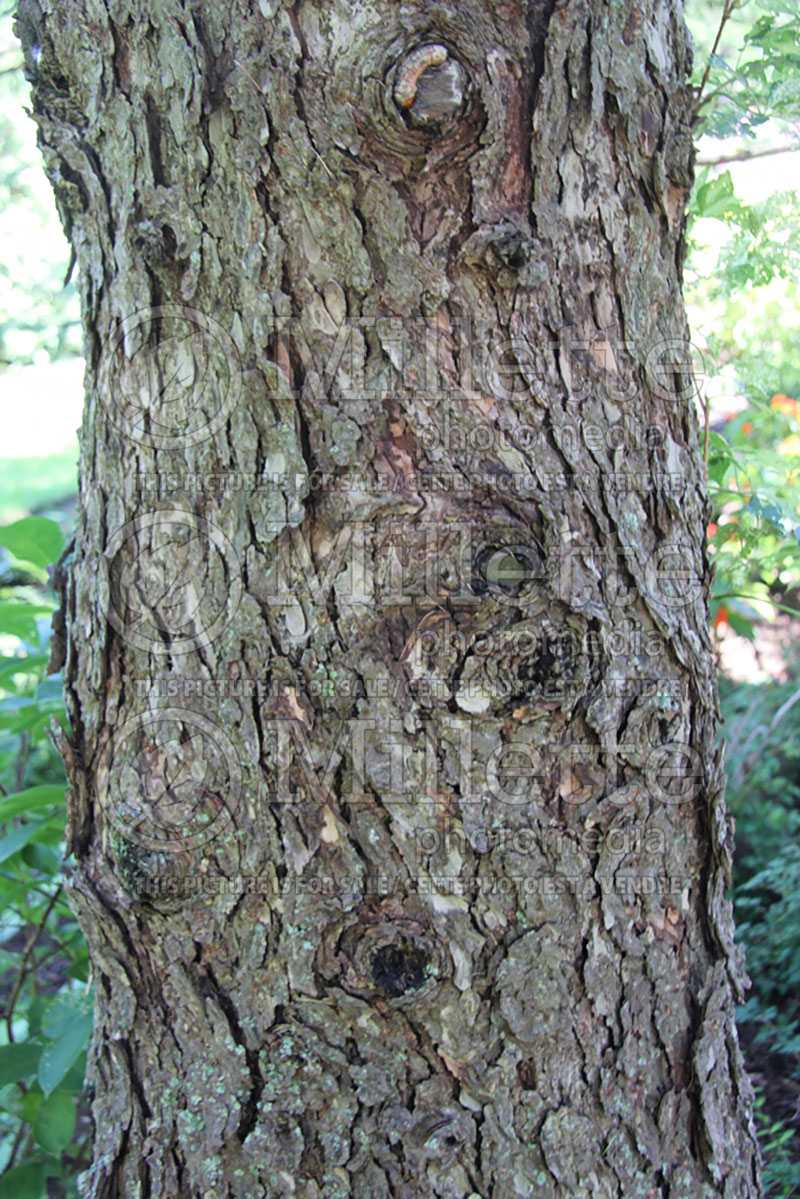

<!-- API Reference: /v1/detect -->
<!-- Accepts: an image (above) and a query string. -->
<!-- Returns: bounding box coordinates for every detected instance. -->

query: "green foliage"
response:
[705,391,800,632]
[0,515,90,1197]
[687,0,800,1187]
[692,170,800,296]
[753,1087,800,1198]
[0,519,67,573]
[687,0,800,638]
[721,667,800,1191]
[737,823,800,1023]
[693,0,800,140]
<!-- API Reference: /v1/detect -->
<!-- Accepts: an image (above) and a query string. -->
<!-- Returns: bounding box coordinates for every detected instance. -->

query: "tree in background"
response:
[14,0,764,1195]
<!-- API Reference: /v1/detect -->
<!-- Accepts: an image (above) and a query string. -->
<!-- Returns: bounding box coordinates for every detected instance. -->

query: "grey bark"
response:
[18,0,762,1196]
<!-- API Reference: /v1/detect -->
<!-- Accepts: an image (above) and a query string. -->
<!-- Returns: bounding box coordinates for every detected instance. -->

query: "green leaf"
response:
[0,1039,43,1087]
[27,995,48,1039]
[708,430,736,455]
[0,600,52,642]
[34,675,64,704]
[21,841,61,876]
[67,953,90,984]
[748,494,788,529]
[0,785,66,824]
[0,1081,25,1116]
[41,992,93,1041]
[60,1049,88,1094]
[726,609,758,640]
[21,1087,43,1124]
[33,1088,75,1155]
[39,1001,93,1097]
[0,1161,48,1199]
[0,879,30,908]
[0,652,49,688]
[693,171,742,221]
[0,817,53,865]
[708,456,731,486]
[0,704,64,737]
[0,517,65,571]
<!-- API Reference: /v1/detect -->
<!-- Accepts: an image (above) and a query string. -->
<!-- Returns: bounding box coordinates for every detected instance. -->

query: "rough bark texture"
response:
[18,0,762,1195]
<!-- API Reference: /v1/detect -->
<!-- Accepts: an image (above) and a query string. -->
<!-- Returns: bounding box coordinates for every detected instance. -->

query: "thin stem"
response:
[4,1119,29,1176]
[714,592,800,619]
[233,57,266,97]
[14,732,30,794]
[3,885,62,1042]
[0,874,63,899]
[695,0,737,115]
[697,142,799,166]
[695,83,731,114]
[768,683,800,734]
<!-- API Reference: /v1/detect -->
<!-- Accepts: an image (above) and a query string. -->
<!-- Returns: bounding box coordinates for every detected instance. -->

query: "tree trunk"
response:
[18,0,763,1195]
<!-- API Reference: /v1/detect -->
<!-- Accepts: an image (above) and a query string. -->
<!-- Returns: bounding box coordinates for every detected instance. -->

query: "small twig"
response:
[12,1129,34,1174]
[697,142,800,166]
[727,691,762,747]
[4,1119,29,1175]
[767,682,800,734]
[713,592,800,620]
[694,0,737,115]
[233,57,266,98]
[4,885,62,1042]
[733,683,800,788]
[695,83,730,113]
[15,732,30,794]
[0,874,61,899]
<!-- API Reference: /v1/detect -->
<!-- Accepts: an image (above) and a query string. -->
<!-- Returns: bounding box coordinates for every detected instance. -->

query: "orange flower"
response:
[707,522,718,537]
[713,606,729,630]
[741,421,753,434]
[771,394,799,415]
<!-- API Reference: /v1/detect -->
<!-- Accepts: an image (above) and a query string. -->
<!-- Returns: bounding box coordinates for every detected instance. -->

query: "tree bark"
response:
[18,0,762,1195]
